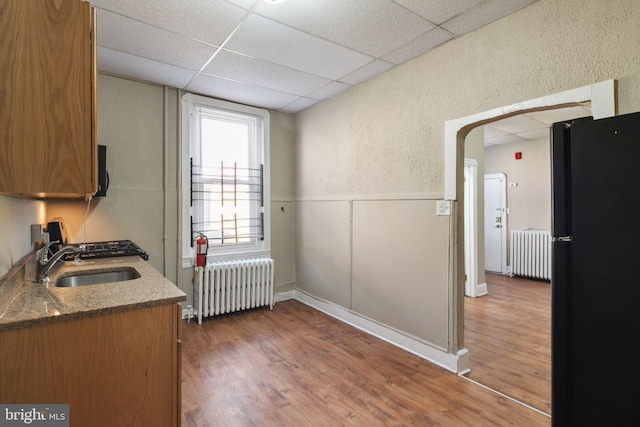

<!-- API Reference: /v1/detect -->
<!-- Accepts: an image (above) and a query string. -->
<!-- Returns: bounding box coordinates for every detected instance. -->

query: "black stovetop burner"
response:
[62,240,149,261]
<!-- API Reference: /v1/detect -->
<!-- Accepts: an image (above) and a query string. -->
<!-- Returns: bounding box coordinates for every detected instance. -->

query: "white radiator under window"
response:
[195,258,274,325]
[510,229,552,281]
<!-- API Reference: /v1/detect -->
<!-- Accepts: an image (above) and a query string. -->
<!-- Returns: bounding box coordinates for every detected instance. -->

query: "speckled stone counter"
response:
[0,254,186,332]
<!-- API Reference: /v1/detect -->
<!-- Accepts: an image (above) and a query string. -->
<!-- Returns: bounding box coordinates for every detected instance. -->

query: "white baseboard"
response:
[274,290,295,302]
[293,289,468,374]
[476,282,488,297]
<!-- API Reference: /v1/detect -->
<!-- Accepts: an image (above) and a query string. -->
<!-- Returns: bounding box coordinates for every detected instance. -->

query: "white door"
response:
[484,174,507,274]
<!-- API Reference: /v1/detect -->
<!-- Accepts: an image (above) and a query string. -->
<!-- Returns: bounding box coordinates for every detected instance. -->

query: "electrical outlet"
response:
[437,200,451,216]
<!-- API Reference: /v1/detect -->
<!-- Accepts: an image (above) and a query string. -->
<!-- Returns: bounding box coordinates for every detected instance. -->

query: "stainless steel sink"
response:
[54,267,141,288]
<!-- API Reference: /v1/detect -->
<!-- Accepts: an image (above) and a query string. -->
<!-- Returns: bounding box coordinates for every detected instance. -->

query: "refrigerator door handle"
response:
[552,236,572,242]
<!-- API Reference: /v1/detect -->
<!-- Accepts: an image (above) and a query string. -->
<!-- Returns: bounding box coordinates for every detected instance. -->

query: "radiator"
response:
[195,258,274,324]
[510,229,552,280]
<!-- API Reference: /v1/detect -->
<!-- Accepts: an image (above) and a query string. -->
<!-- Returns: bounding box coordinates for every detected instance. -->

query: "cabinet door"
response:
[0,0,97,197]
[0,305,178,427]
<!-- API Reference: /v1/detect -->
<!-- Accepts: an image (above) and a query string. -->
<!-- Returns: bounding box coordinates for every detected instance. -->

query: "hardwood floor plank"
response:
[464,273,551,415]
[181,298,550,426]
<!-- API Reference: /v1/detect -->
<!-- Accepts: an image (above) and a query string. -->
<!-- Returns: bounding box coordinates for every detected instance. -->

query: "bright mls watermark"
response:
[0,405,68,426]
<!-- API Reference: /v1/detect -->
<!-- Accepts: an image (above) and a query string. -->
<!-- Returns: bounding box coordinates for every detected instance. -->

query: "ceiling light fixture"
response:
[263,0,287,4]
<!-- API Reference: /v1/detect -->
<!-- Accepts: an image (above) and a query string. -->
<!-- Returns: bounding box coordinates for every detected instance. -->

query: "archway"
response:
[445,80,617,372]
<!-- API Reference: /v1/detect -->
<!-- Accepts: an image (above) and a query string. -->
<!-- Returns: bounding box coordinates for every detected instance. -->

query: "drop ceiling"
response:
[92,0,540,113]
[483,105,592,147]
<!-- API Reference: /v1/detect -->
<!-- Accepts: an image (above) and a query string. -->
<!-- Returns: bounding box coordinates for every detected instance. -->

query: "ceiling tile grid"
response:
[97,47,197,89]
[97,10,218,71]
[203,49,331,96]
[483,105,592,147]
[252,0,436,57]
[92,0,541,113]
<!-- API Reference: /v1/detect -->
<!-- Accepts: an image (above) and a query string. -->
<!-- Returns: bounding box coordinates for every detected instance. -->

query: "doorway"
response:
[484,173,507,274]
[450,80,615,306]
[451,80,615,412]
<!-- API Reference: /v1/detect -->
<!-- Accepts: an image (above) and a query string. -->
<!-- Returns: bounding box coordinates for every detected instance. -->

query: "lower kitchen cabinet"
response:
[0,303,182,427]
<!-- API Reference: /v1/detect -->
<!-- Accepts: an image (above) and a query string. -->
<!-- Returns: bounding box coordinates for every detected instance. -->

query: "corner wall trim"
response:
[294,289,469,374]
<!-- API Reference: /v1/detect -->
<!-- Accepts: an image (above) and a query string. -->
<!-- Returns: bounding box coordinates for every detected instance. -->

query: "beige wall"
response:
[269,111,297,293]
[294,0,640,354]
[44,74,297,306]
[0,197,45,277]
[485,137,552,233]
[48,75,174,278]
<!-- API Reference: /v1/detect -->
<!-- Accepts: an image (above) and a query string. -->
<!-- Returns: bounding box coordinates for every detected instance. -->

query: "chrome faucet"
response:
[37,242,86,282]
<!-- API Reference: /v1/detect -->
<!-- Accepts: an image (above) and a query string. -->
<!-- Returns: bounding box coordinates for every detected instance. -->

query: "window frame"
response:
[181,93,271,266]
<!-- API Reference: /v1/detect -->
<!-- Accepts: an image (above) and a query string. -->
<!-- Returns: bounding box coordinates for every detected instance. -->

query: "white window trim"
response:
[181,93,271,266]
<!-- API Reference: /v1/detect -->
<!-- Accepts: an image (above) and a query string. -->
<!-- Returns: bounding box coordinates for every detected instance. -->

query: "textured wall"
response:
[295,0,640,353]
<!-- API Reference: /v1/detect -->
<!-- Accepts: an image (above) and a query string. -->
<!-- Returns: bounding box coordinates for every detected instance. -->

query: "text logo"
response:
[0,405,69,427]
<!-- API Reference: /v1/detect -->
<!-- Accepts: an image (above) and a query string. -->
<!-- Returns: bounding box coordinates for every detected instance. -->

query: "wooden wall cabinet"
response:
[0,304,182,427]
[0,0,97,198]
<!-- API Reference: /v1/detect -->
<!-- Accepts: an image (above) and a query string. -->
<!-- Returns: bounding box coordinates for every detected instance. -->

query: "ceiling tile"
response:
[91,0,248,45]
[393,0,483,25]
[225,14,373,80]
[186,73,300,110]
[96,10,217,71]
[91,0,544,112]
[339,59,396,85]
[483,124,508,139]
[223,0,255,10]
[97,47,197,88]
[516,128,549,140]
[441,0,539,36]
[489,114,547,134]
[382,27,454,64]
[254,0,435,57]
[203,50,331,96]
[526,105,591,126]
[485,133,526,146]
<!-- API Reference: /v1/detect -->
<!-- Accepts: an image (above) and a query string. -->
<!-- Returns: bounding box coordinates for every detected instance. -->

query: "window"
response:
[182,94,270,263]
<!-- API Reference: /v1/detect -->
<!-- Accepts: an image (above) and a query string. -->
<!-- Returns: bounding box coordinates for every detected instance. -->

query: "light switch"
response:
[437,200,451,216]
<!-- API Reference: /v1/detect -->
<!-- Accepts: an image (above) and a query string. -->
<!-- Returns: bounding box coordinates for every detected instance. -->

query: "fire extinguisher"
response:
[196,233,208,267]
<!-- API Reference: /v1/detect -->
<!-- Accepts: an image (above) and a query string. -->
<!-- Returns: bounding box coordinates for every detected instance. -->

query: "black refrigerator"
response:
[551,111,640,426]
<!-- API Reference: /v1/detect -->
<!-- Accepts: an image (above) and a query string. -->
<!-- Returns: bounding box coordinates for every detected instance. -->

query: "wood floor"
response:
[181,297,550,426]
[463,273,551,416]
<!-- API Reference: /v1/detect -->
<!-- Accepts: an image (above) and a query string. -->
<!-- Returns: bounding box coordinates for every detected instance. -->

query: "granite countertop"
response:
[0,254,186,332]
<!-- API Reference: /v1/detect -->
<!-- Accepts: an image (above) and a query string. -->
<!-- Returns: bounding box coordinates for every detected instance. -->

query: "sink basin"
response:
[54,267,141,288]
